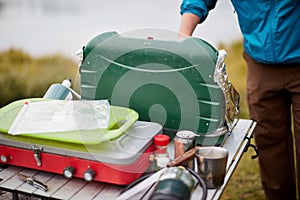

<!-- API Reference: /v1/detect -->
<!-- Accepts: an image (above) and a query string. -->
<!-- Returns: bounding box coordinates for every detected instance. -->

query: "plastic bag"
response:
[8,100,110,135]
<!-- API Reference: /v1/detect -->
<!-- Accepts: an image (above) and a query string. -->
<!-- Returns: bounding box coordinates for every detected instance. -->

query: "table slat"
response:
[33,174,69,197]
[93,185,123,200]
[70,181,106,200]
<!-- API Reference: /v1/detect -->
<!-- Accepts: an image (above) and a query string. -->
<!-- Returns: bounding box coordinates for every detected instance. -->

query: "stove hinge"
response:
[31,146,43,167]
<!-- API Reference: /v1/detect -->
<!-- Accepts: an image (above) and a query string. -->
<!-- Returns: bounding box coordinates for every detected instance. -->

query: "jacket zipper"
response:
[269,0,277,63]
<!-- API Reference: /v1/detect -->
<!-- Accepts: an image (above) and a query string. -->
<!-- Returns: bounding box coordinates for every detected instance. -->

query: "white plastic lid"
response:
[61,79,71,88]
[157,157,170,168]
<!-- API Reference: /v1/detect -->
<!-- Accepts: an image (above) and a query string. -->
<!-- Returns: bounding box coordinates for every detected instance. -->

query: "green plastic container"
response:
[0,98,139,144]
[80,30,226,145]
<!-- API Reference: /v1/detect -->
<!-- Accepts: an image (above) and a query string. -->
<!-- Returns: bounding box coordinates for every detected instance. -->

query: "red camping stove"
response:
[0,121,162,185]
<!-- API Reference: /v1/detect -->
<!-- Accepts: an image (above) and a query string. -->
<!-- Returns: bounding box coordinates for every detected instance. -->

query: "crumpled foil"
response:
[214,49,240,130]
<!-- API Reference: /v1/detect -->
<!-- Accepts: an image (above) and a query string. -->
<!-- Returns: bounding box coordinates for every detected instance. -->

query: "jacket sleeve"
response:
[180,0,218,23]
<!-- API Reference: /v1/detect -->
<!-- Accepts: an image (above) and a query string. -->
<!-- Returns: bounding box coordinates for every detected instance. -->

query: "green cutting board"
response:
[0,98,139,144]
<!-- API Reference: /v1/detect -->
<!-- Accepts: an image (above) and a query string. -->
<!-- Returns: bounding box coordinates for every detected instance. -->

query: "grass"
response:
[0,49,78,107]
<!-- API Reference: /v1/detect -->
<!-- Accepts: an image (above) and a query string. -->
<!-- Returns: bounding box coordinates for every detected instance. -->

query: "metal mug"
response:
[195,146,228,189]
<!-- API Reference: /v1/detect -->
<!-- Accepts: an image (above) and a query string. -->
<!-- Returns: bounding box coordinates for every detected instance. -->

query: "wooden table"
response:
[0,119,256,200]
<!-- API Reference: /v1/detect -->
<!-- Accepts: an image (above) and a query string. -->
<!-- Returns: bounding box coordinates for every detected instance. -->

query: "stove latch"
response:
[31,146,43,167]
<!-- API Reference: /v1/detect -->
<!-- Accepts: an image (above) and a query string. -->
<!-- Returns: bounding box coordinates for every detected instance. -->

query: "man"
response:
[179,1,300,199]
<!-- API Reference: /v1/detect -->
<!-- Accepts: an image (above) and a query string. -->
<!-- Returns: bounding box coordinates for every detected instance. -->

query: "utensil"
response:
[17,173,48,192]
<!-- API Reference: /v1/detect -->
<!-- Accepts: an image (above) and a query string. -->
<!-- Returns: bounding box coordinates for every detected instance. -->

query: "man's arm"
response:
[179,0,218,36]
[179,13,201,36]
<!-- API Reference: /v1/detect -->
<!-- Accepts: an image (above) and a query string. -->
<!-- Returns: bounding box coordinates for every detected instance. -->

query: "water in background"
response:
[0,0,241,57]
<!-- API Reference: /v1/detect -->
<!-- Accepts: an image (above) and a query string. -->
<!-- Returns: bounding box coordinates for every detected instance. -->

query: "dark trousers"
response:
[244,52,300,200]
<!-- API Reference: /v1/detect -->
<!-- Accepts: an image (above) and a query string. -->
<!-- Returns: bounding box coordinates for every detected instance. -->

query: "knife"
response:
[167,146,201,167]
[17,173,48,192]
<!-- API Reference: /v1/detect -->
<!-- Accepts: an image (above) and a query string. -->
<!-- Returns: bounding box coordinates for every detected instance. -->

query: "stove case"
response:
[0,120,162,185]
[79,30,227,146]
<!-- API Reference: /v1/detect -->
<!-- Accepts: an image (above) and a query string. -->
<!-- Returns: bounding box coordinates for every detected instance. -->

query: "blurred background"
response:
[0,0,241,57]
[0,0,264,199]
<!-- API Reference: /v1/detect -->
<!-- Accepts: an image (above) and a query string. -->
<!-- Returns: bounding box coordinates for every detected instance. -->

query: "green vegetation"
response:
[0,49,78,107]
[0,43,264,199]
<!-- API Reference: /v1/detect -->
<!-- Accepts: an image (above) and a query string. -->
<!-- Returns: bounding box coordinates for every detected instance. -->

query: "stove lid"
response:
[0,121,162,165]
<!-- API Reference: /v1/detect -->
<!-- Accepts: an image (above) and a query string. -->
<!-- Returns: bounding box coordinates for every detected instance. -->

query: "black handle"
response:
[244,136,259,159]
[186,167,207,200]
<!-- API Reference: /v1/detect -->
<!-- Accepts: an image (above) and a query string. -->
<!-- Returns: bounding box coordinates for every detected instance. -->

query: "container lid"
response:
[176,130,199,139]
[154,134,170,146]
[80,30,226,136]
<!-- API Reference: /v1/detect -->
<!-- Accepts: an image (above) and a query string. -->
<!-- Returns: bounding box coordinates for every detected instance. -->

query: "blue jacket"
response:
[180,0,300,64]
